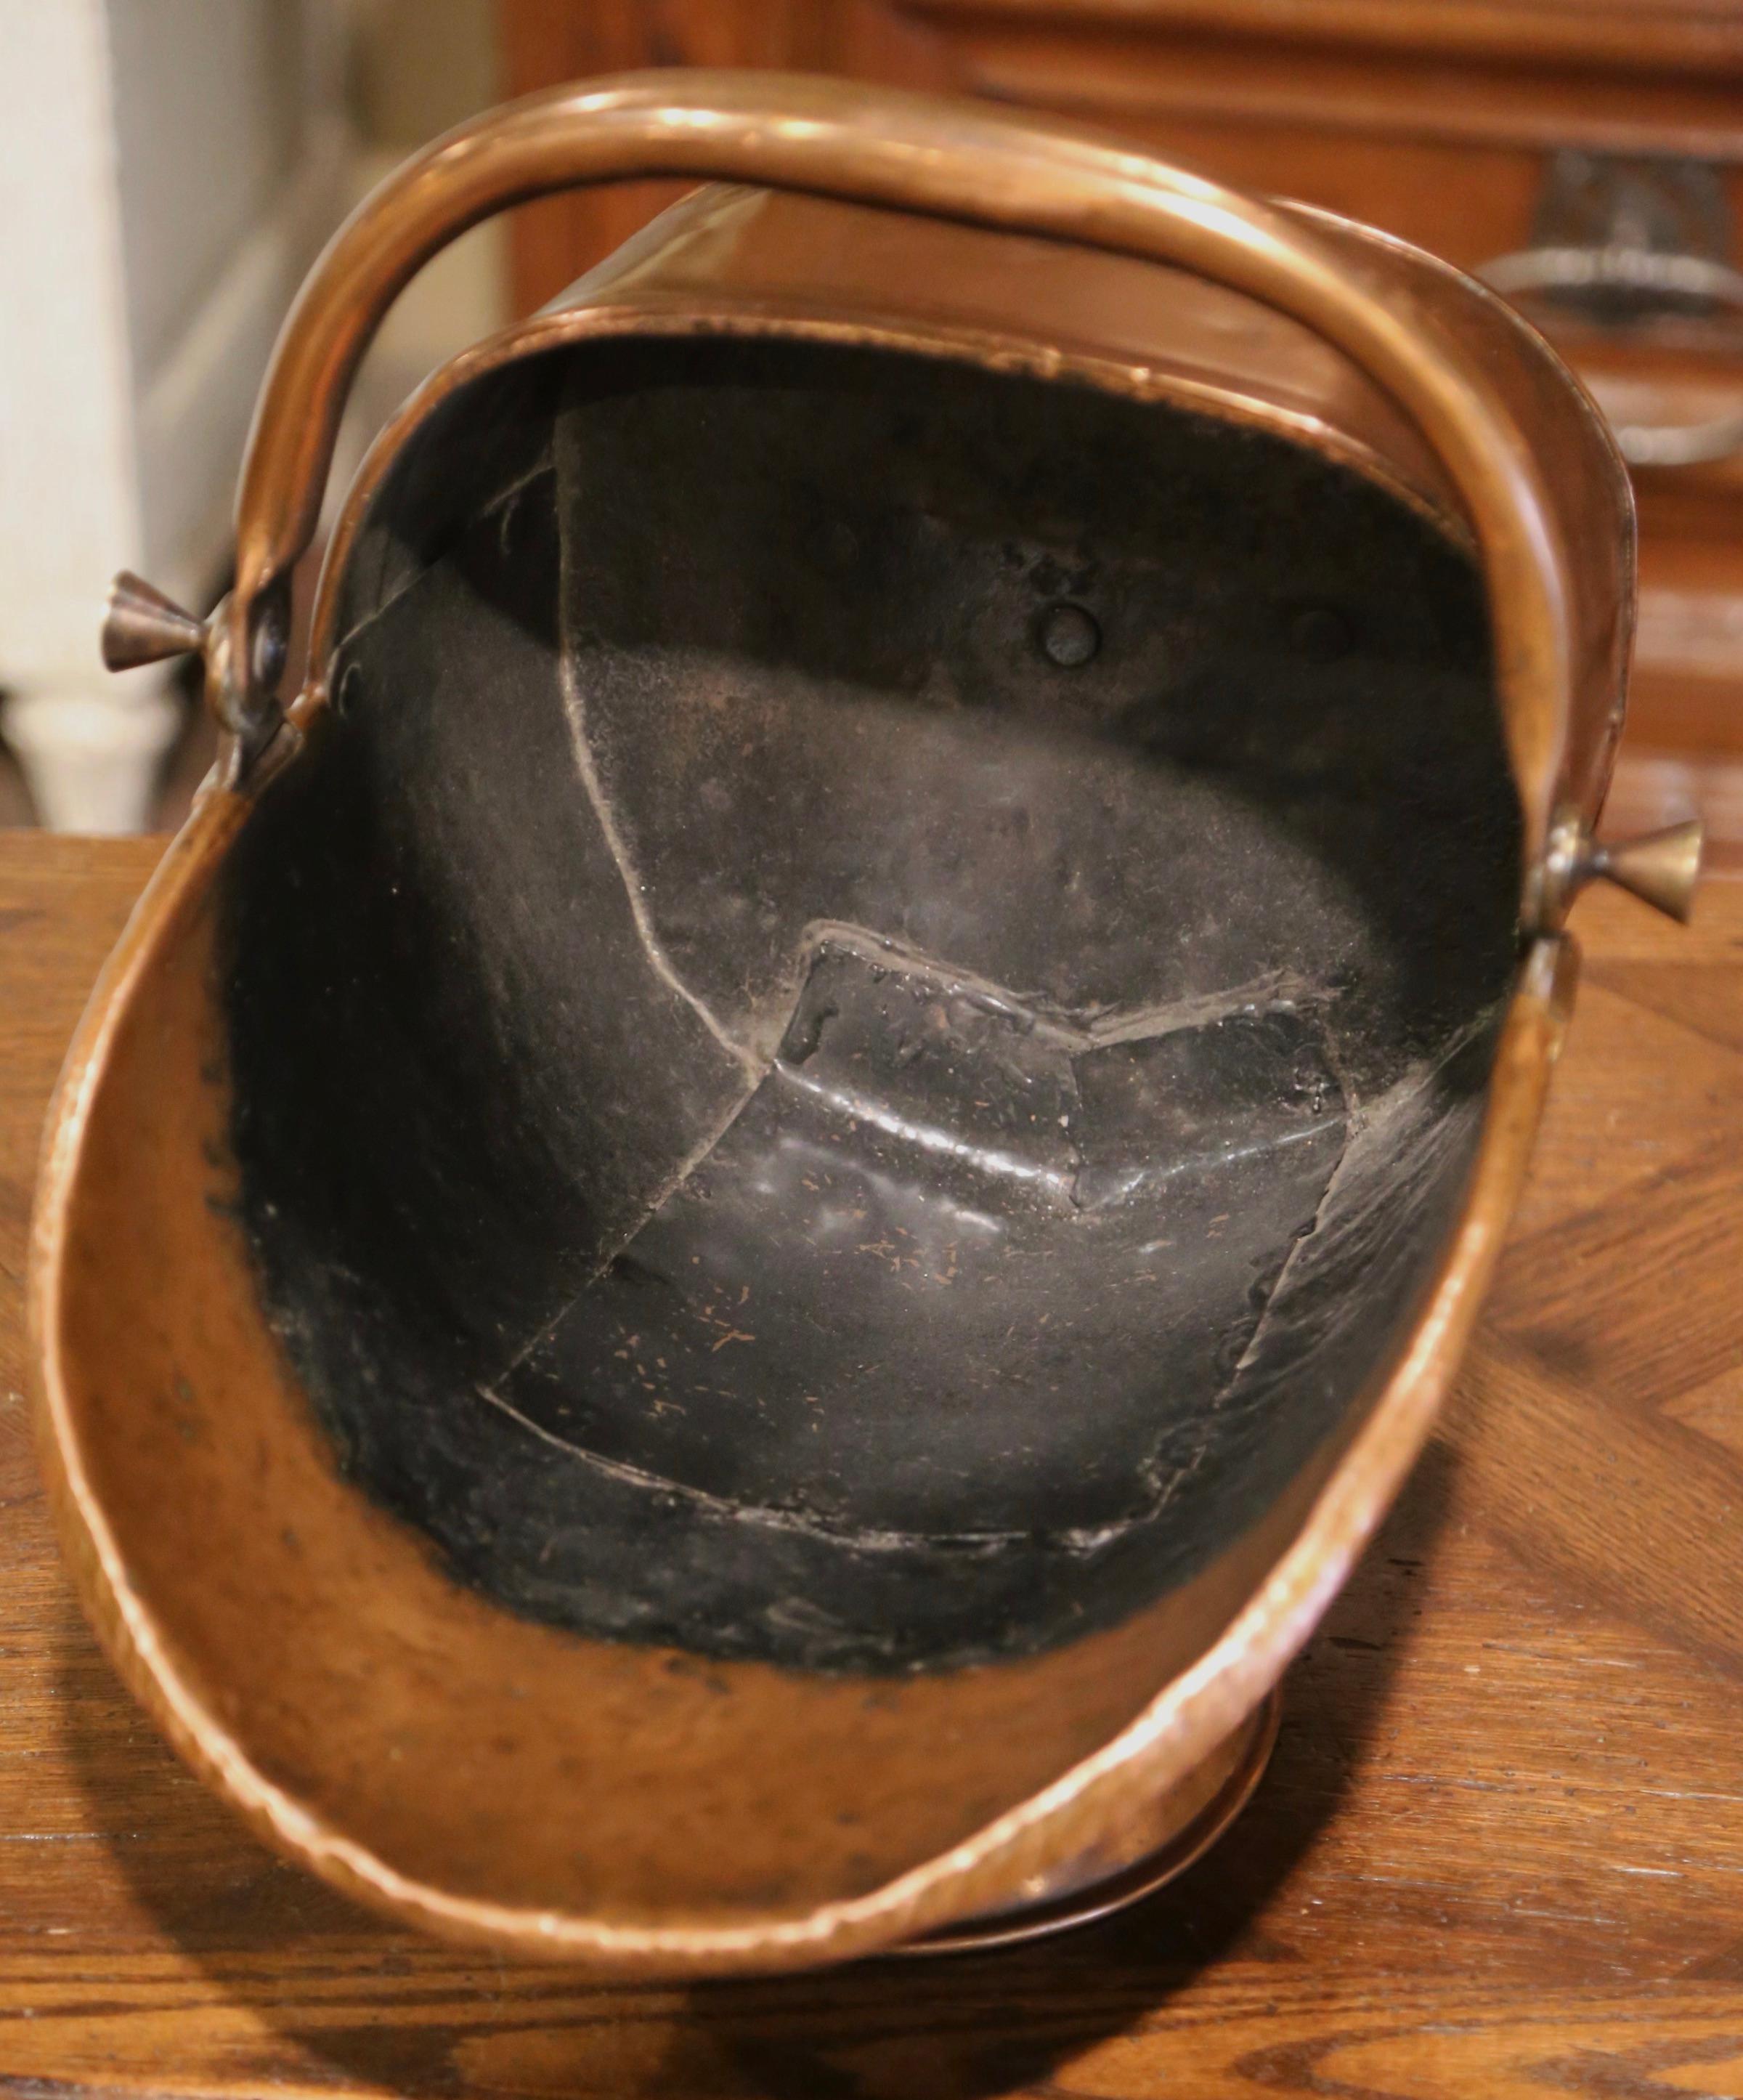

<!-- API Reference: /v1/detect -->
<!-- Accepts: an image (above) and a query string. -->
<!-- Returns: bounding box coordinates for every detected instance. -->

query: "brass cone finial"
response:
[101,571,207,673]
[1590,819,1705,923]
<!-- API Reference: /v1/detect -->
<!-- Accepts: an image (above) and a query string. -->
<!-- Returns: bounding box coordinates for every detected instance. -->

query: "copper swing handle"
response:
[217,70,1570,852]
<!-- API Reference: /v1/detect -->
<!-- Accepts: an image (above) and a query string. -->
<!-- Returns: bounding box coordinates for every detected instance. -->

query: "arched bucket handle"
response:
[219,70,1569,852]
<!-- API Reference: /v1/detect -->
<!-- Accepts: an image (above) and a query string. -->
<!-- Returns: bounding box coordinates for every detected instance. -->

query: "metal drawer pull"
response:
[1477,246,1743,468]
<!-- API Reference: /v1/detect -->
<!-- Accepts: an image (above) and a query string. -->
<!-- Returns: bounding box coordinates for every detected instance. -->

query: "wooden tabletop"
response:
[3,832,1742,2099]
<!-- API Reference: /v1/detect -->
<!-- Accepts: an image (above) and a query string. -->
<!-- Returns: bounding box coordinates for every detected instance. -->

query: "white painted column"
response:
[0,2,169,830]
[0,0,348,832]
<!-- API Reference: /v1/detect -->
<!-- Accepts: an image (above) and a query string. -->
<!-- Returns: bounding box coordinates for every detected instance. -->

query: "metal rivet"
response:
[251,585,291,695]
[1038,602,1100,668]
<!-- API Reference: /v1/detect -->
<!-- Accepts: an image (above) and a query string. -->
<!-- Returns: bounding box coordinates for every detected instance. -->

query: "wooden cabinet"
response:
[500,0,1743,779]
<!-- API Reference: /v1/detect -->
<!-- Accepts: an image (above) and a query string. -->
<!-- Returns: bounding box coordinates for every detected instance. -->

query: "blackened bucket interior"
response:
[222,334,1520,1674]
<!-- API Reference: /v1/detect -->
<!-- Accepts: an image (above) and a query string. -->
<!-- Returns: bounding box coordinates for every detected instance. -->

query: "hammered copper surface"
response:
[30,73,1638,1971]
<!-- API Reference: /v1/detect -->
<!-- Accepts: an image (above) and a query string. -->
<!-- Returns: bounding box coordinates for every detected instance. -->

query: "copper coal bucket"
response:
[31,73,1701,1972]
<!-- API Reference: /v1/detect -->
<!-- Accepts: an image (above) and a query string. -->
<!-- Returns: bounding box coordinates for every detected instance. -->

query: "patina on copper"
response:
[32,73,1696,1973]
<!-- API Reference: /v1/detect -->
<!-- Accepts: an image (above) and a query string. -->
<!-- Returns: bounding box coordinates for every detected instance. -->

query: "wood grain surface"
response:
[2,832,1742,2099]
